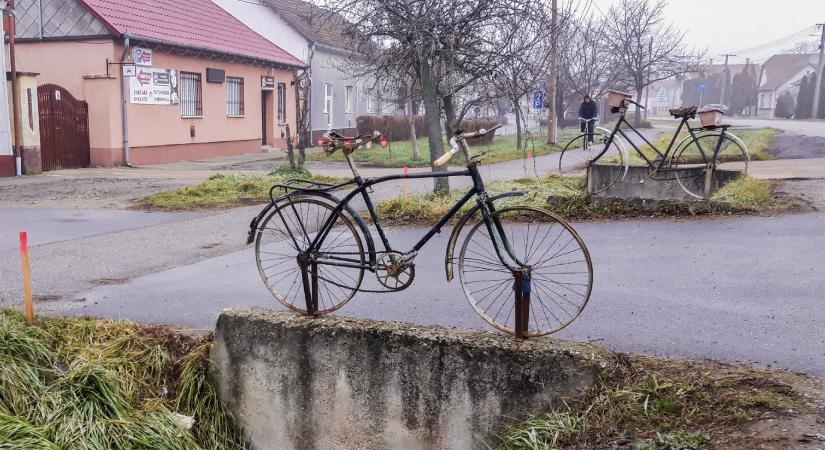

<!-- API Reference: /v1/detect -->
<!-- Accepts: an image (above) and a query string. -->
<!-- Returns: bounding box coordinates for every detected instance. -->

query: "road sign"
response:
[532,91,544,109]
[121,64,136,77]
[699,83,706,92]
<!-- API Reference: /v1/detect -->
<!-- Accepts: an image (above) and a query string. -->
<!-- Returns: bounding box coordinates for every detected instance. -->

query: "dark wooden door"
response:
[261,91,269,146]
[38,84,90,171]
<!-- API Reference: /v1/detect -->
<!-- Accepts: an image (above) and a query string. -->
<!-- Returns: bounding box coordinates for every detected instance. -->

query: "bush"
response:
[356,115,427,141]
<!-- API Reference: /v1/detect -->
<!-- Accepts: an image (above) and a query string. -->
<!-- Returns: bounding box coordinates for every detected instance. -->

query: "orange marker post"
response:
[402,165,409,200]
[19,231,33,324]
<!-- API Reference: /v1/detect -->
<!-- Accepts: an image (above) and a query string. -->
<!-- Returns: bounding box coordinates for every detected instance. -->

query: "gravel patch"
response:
[768,134,825,159]
[0,177,196,209]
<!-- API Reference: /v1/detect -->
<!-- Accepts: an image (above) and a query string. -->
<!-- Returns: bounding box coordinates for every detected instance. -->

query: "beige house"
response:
[6,0,304,172]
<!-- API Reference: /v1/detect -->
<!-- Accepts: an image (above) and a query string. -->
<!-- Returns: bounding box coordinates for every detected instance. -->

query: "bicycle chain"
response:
[306,250,416,294]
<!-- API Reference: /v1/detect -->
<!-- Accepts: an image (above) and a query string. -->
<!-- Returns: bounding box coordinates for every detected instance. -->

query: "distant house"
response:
[213,0,403,142]
[756,54,819,117]
[645,79,683,117]
[8,0,304,169]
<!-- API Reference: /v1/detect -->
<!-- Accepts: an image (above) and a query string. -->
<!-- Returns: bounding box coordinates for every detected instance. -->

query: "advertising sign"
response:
[130,68,179,105]
[134,47,153,66]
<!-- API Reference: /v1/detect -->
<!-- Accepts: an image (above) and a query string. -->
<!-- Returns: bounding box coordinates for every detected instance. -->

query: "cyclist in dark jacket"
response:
[578,95,598,143]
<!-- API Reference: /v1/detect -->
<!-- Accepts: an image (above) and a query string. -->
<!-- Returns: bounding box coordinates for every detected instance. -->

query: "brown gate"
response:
[38,84,90,171]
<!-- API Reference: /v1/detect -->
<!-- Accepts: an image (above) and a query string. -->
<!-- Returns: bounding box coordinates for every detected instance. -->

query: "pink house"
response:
[7,0,305,171]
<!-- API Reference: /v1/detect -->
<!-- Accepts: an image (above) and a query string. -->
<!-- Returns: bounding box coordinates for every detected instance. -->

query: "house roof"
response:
[262,0,358,51]
[80,0,305,67]
[758,53,819,91]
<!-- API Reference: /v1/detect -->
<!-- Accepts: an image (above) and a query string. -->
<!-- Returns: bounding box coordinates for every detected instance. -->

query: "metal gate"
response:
[38,84,90,171]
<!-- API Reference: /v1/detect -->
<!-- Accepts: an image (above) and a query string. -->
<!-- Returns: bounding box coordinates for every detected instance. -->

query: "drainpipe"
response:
[307,43,315,140]
[119,34,132,167]
[7,0,23,175]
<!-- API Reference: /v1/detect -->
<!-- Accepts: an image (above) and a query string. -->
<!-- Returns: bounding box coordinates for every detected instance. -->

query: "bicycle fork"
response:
[478,197,534,340]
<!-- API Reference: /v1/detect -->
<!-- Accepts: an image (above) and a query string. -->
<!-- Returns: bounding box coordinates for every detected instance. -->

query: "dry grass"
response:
[0,309,248,449]
[140,164,343,210]
[493,355,802,449]
[374,174,788,225]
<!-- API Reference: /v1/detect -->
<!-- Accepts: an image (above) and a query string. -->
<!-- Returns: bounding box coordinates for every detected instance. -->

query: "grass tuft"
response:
[141,164,342,210]
[0,308,249,449]
[493,356,798,449]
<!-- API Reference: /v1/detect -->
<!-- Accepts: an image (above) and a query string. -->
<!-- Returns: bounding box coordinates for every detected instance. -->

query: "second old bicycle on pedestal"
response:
[558,90,750,199]
[247,126,593,340]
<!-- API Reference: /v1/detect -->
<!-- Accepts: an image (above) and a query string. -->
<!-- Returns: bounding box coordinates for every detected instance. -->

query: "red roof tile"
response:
[80,0,304,67]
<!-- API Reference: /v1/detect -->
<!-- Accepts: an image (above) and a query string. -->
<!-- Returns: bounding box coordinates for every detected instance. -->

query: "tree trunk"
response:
[421,60,449,193]
[442,93,457,138]
[634,83,644,128]
[284,124,296,168]
[513,97,523,151]
[407,81,420,159]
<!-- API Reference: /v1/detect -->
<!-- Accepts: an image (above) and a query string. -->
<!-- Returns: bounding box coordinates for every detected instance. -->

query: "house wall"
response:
[10,40,297,167]
[309,48,364,137]
[758,65,817,117]
[211,0,310,63]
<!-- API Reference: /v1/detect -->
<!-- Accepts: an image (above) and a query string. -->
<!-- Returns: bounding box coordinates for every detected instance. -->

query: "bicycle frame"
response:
[595,106,723,174]
[274,160,525,275]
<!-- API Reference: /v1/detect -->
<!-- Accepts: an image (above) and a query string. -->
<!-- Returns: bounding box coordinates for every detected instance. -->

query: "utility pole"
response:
[546,0,558,144]
[6,0,23,175]
[812,24,825,119]
[720,53,736,106]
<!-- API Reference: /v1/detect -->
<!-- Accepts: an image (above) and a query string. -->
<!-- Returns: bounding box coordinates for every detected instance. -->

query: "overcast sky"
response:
[586,0,823,63]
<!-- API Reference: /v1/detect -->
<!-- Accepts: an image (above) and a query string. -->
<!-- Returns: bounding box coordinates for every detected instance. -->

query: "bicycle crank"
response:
[375,252,415,291]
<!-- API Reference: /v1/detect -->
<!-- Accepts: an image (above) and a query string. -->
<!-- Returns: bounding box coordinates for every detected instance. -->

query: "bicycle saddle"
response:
[669,106,697,118]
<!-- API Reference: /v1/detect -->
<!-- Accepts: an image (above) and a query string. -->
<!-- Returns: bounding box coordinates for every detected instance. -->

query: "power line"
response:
[731,25,818,56]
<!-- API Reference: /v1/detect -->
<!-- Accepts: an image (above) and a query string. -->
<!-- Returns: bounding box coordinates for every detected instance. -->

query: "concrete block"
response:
[210,308,612,450]
[589,164,740,202]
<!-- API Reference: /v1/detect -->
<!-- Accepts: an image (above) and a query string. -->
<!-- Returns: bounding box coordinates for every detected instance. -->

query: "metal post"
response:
[720,54,736,106]
[812,24,825,119]
[513,270,531,341]
[546,0,558,144]
[644,39,652,119]
[7,0,23,175]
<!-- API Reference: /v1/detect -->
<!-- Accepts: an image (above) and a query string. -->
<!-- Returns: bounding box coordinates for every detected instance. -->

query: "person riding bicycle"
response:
[578,95,598,143]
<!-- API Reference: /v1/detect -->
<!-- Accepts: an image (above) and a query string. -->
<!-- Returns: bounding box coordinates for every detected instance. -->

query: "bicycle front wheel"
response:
[671,132,750,199]
[458,206,593,337]
[255,196,365,314]
[558,133,624,194]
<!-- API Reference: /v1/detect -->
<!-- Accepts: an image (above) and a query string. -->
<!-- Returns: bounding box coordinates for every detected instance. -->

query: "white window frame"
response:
[345,85,355,113]
[277,83,287,124]
[323,83,333,114]
[226,76,244,117]
[366,88,376,114]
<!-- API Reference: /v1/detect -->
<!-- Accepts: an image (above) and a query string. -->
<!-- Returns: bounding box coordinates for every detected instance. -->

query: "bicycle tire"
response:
[671,131,750,199]
[255,195,365,314]
[458,206,593,337]
[558,132,625,194]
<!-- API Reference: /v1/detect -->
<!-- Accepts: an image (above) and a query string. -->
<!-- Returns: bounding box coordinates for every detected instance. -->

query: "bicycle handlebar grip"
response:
[434,151,455,167]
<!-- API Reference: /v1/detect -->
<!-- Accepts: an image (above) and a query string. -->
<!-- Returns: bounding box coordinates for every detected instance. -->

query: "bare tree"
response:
[323,0,550,192]
[559,16,619,100]
[601,0,698,127]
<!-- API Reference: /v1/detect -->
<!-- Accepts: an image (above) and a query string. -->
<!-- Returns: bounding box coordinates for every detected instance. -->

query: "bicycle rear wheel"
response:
[558,132,624,194]
[671,131,750,199]
[458,206,593,337]
[255,196,365,314]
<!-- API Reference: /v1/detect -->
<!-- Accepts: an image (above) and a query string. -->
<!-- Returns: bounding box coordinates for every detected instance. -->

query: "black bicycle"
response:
[247,126,593,338]
[558,92,749,198]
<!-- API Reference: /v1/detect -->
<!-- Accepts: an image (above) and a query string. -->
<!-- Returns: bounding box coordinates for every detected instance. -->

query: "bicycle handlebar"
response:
[434,125,503,167]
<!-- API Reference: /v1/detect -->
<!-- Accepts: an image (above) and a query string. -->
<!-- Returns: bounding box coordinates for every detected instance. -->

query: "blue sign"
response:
[699,83,707,92]
[532,91,544,109]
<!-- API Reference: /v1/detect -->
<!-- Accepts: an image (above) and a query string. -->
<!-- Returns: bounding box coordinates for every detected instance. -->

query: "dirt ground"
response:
[768,134,825,160]
[776,179,825,210]
[0,177,195,209]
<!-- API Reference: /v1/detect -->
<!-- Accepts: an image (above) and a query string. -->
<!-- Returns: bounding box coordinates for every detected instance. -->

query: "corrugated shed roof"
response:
[262,0,357,51]
[759,53,819,91]
[80,0,304,66]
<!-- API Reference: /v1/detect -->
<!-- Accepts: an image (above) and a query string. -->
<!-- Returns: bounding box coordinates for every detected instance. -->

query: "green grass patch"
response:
[307,129,582,168]
[0,309,248,449]
[141,164,343,210]
[492,356,799,449]
[375,173,787,224]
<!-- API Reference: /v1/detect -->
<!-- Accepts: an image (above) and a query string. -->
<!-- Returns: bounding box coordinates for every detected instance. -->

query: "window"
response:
[180,72,202,117]
[277,83,286,123]
[226,76,244,116]
[366,88,376,114]
[345,85,355,113]
[323,83,333,113]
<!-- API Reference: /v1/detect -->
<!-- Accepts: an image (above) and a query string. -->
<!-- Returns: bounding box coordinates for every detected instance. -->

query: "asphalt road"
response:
[43,211,825,377]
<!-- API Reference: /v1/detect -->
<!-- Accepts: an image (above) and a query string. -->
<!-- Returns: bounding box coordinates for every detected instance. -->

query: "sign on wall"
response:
[130,68,179,105]
[133,47,153,66]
